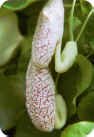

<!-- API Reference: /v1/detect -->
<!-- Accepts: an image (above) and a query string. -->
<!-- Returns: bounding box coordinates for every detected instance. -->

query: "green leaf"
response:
[0,8,22,67]
[17,37,32,74]
[73,17,82,31]
[58,55,93,118]
[61,122,94,137]
[3,0,43,10]
[74,54,93,104]
[15,111,60,137]
[0,74,25,130]
[58,64,79,118]
[27,1,45,35]
[77,92,94,121]
[80,0,91,14]
[85,14,94,42]
[87,69,94,91]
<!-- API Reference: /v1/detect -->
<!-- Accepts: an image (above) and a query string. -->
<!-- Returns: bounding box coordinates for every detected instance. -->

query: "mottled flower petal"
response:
[32,0,64,68]
[26,62,55,132]
[26,0,64,132]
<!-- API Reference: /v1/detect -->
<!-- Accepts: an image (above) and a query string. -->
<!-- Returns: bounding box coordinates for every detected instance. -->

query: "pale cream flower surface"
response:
[0,0,7,7]
[85,0,94,7]
[86,129,94,137]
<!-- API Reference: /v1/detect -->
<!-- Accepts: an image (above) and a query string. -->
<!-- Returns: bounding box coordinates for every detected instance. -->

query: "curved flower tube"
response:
[32,0,64,68]
[26,0,67,132]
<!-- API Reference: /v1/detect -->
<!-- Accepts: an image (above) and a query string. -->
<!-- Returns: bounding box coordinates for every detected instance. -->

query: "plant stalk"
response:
[76,9,94,42]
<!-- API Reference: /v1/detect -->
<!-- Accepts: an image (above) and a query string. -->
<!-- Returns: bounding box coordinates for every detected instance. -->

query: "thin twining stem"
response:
[76,8,94,42]
[69,0,77,41]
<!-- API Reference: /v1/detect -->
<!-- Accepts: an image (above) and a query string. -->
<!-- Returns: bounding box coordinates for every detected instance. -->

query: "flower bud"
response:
[55,41,78,73]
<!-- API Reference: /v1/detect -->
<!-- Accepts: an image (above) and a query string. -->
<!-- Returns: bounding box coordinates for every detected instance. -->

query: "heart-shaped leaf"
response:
[58,55,93,118]
[73,54,93,105]
[58,64,79,118]
[77,92,94,121]
[3,0,42,10]
[61,122,94,137]
[0,8,22,67]
[17,37,32,74]
[0,74,25,130]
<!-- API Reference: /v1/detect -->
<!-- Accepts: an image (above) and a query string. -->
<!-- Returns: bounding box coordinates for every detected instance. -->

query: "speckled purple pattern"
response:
[26,0,64,132]
[26,63,55,131]
[32,0,64,67]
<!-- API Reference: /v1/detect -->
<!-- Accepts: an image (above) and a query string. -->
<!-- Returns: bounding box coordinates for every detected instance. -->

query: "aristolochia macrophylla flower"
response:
[0,0,7,7]
[26,0,65,132]
[26,62,55,132]
[85,0,94,7]
[32,0,64,68]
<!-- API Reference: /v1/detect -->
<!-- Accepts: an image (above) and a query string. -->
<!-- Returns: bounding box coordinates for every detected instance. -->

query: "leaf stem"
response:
[76,9,94,42]
[64,3,80,8]
[69,0,77,41]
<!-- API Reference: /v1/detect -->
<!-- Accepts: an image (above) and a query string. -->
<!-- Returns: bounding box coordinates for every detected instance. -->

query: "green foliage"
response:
[0,8,22,67]
[73,17,82,31]
[75,54,93,104]
[58,55,93,118]
[3,0,41,10]
[17,37,32,74]
[77,92,94,121]
[0,0,94,136]
[0,74,25,130]
[58,64,79,117]
[61,122,94,137]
